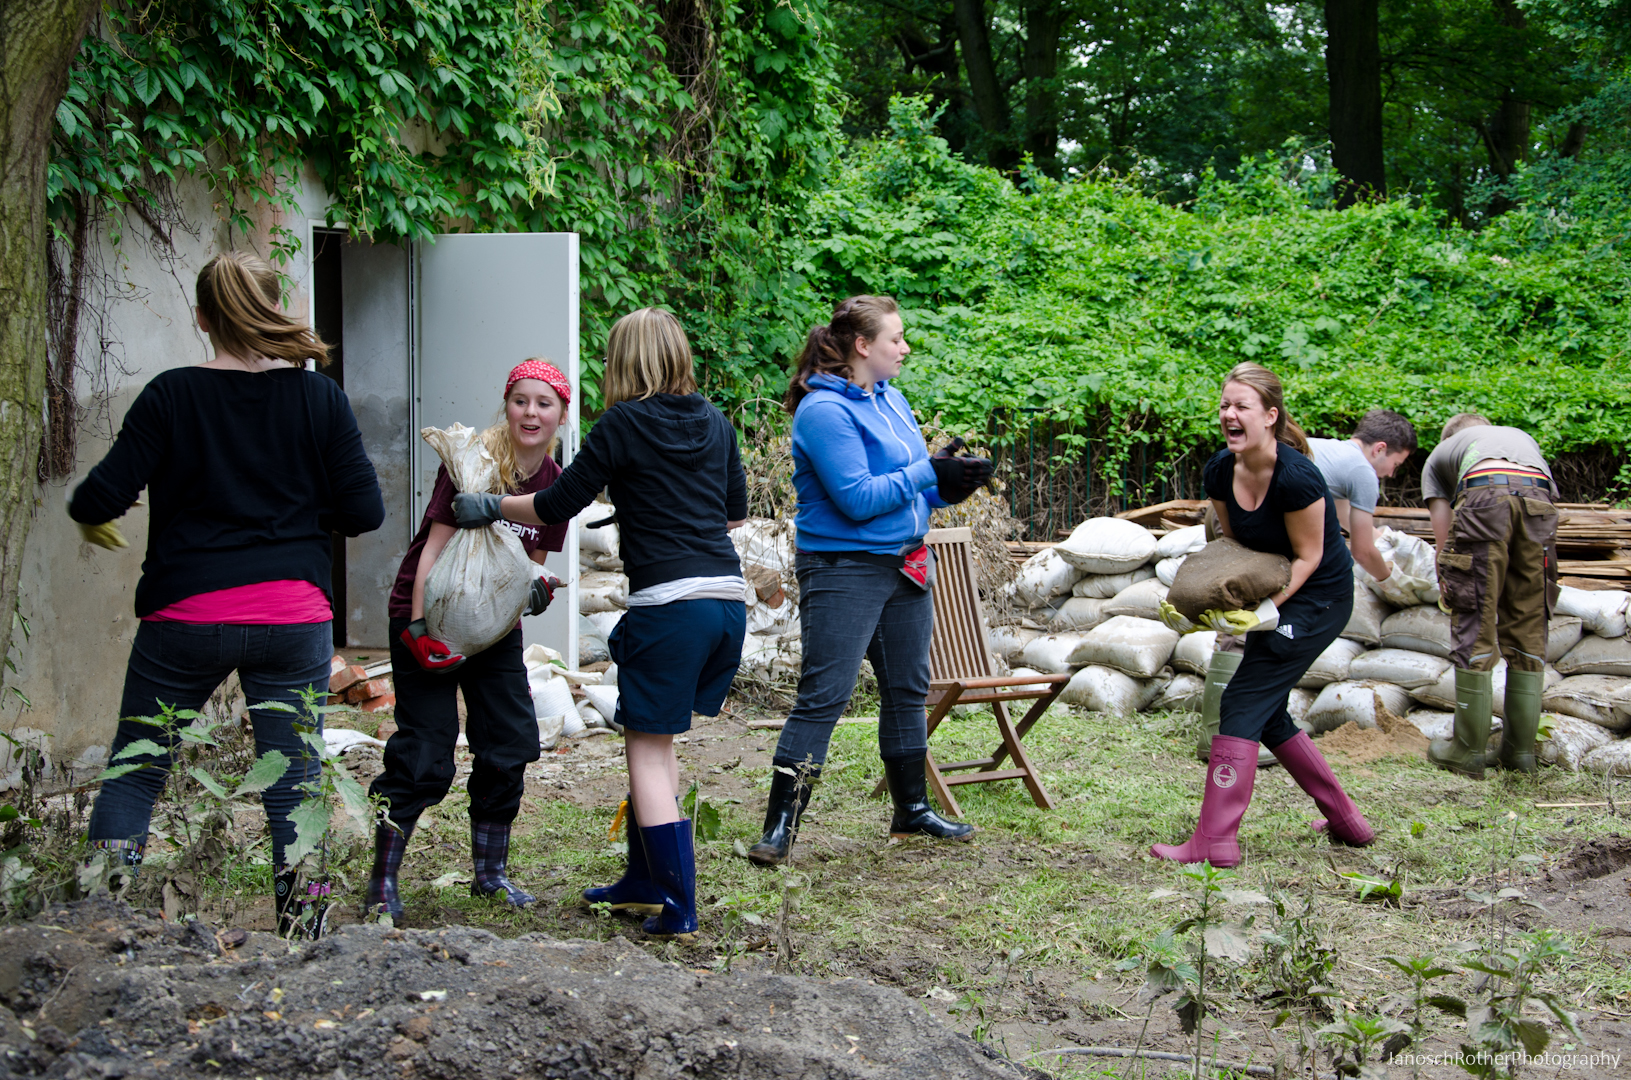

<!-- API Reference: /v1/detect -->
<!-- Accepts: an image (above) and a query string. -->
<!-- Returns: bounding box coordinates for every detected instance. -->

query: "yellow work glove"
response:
[77,521,128,550]
[1157,600,1197,634]
[1200,599,1279,636]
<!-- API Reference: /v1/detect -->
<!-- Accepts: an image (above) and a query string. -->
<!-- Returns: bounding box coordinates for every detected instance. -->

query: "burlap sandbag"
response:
[1166,538,1292,621]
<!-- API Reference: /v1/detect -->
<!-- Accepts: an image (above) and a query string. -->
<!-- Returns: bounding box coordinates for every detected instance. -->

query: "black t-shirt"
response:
[1203,443,1352,602]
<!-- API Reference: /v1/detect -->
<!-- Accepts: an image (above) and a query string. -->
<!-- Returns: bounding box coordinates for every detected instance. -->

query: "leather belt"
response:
[1455,472,1550,497]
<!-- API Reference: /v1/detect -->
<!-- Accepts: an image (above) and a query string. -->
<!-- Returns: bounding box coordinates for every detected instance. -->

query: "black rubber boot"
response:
[275,869,332,940]
[365,819,414,920]
[749,763,819,867]
[883,757,975,840]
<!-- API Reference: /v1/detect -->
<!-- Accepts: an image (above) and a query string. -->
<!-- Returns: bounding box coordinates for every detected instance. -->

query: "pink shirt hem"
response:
[144,580,333,624]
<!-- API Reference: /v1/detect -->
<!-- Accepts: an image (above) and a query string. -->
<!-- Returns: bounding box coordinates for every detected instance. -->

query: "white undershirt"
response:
[625,575,749,607]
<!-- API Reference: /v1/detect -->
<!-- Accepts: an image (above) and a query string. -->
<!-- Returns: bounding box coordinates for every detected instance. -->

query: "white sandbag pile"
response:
[988,512,1631,771]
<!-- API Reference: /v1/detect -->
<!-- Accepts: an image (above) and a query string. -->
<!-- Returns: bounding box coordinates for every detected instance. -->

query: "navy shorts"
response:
[608,598,746,735]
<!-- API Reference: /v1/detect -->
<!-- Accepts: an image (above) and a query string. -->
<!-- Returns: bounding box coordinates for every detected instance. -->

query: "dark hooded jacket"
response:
[531,393,747,593]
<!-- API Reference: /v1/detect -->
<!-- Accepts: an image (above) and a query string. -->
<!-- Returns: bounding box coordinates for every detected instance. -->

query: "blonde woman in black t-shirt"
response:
[1151,363,1374,868]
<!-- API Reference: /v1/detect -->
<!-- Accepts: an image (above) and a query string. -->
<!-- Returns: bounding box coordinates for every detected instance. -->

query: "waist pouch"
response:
[802,544,937,591]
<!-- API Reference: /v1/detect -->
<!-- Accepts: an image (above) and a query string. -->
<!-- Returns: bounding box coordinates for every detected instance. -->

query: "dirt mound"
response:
[1550,835,1631,884]
[1318,709,1428,764]
[0,899,1042,1080]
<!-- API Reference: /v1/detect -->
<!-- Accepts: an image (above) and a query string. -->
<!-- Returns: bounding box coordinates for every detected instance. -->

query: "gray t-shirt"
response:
[1421,426,1554,502]
[1310,438,1380,514]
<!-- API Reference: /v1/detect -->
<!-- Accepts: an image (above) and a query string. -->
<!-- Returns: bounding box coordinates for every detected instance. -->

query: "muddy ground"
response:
[0,897,1040,1079]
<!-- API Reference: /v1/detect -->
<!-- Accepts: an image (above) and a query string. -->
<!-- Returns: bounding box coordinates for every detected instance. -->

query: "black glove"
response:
[929,439,994,505]
[525,573,560,617]
[451,492,505,528]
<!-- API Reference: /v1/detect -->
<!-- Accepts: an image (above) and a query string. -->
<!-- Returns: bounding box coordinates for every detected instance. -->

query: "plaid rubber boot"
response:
[275,869,333,939]
[86,839,143,893]
[365,820,413,920]
[471,821,534,907]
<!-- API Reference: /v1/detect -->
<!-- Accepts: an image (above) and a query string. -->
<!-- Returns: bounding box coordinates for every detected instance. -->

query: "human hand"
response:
[77,521,128,550]
[451,492,505,528]
[400,619,465,672]
[1158,599,1197,634]
[525,572,561,617]
[1200,599,1279,636]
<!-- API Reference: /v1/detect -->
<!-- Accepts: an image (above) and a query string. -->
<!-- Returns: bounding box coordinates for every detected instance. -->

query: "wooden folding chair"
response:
[871,527,1069,817]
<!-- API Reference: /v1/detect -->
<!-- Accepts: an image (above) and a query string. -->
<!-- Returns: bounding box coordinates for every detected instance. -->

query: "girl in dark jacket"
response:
[71,251,384,937]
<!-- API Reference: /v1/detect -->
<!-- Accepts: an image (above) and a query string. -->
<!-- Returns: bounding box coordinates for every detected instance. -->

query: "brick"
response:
[330,664,367,694]
[345,677,390,703]
[330,654,347,677]
[359,693,396,713]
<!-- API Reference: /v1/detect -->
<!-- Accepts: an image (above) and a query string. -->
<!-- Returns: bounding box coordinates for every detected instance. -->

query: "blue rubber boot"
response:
[582,795,664,916]
[639,820,698,941]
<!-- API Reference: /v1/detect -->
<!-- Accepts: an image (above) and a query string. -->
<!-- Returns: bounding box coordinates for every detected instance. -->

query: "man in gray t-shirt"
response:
[1307,409,1417,583]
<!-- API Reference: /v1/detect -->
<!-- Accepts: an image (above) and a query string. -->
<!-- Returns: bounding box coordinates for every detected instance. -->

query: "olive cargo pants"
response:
[1437,487,1559,673]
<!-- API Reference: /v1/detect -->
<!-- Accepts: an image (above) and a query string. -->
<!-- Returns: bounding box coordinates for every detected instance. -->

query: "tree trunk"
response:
[1021,1,1062,175]
[952,0,1012,166]
[0,0,100,669]
[1324,0,1385,206]
[1480,0,1531,216]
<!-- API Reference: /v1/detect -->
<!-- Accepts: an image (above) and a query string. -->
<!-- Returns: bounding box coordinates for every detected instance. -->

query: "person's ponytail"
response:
[196,251,330,367]
[783,295,900,414]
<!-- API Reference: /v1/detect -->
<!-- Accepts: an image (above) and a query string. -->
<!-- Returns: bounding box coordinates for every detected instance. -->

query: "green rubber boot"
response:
[1429,668,1493,779]
[1195,650,1243,761]
[1497,668,1544,774]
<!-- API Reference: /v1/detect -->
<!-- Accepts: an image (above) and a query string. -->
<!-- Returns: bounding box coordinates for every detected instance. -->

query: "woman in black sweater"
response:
[453,308,747,940]
[70,251,384,937]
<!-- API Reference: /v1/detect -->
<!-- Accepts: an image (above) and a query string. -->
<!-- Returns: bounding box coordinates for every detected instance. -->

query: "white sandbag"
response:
[578,504,619,556]
[1379,606,1452,658]
[1072,566,1155,598]
[1543,675,1631,730]
[1616,683,1631,726]
[421,423,533,656]
[1298,638,1366,689]
[1305,681,1413,733]
[1172,631,1218,675]
[1405,709,1454,742]
[1546,616,1584,664]
[578,614,610,665]
[1348,648,1453,690]
[1102,578,1170,621]
[1061,665,1159,715]
[1581,740,1631,777]
[584,609,623,637]
[1366,528,1440,605]
[740,633,800,679]
[1157,524,1208,560]
[582,684,621,728]
[731,518,794,574]
[1555,634,1631,677]
[579,571,628,614]
[1287,688,1317,731]
[1155,557,1185,587]
[1341,581,1391,645]
[1001,667,1052,695]
[1555,585,1631,639]
[1150,672,1206,712]
[987,625,1041,663]
[1049,596,1114,632]
[1538,714,1614,771]
[1014,548,1082,608]
[1056,517,1159,574]
[1066,615,1180,679]
[576,700,607,730]
[1020,632,1091,675]
[561,708,587,738]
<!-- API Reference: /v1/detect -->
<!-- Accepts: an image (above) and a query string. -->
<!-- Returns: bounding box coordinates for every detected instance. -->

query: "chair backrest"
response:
[926,527,996,682]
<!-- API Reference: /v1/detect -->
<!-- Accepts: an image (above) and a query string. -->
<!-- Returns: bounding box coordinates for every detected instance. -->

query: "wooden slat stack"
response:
[1006,498,1631,590]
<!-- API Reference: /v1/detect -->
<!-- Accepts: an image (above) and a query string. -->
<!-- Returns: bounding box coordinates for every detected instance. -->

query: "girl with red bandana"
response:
[366,359,572,919]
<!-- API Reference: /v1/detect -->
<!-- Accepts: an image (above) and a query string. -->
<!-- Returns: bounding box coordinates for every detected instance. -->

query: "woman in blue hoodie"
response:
[748,295,993,866]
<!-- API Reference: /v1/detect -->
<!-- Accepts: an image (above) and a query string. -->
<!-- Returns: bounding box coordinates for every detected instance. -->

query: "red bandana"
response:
[505,360,572,407]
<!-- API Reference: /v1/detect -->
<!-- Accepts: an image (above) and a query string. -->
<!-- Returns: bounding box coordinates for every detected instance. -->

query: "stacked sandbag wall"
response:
[989,516,1631,773]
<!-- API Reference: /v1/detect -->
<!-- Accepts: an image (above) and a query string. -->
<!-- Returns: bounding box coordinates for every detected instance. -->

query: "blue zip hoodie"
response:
[790,372,947,555]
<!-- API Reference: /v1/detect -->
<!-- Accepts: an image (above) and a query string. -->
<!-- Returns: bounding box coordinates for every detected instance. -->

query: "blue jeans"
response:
[773,554,933,769]
[87,621,332,868]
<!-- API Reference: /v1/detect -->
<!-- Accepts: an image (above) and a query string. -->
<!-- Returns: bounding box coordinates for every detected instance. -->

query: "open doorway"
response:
[311,228,346,647]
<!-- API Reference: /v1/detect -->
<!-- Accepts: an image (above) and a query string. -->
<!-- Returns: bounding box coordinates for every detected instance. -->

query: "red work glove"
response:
[400,618,465,672]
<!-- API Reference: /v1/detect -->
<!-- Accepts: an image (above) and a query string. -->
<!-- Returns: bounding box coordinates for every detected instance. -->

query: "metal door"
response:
[413,234,580,662]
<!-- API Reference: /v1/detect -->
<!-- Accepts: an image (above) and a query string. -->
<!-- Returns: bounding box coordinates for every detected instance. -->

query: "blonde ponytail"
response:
[196,251,330,366]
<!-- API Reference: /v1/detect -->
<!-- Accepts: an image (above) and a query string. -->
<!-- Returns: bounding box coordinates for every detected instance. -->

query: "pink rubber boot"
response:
[1151,735,1259,868]
[1271,731,1375,846]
